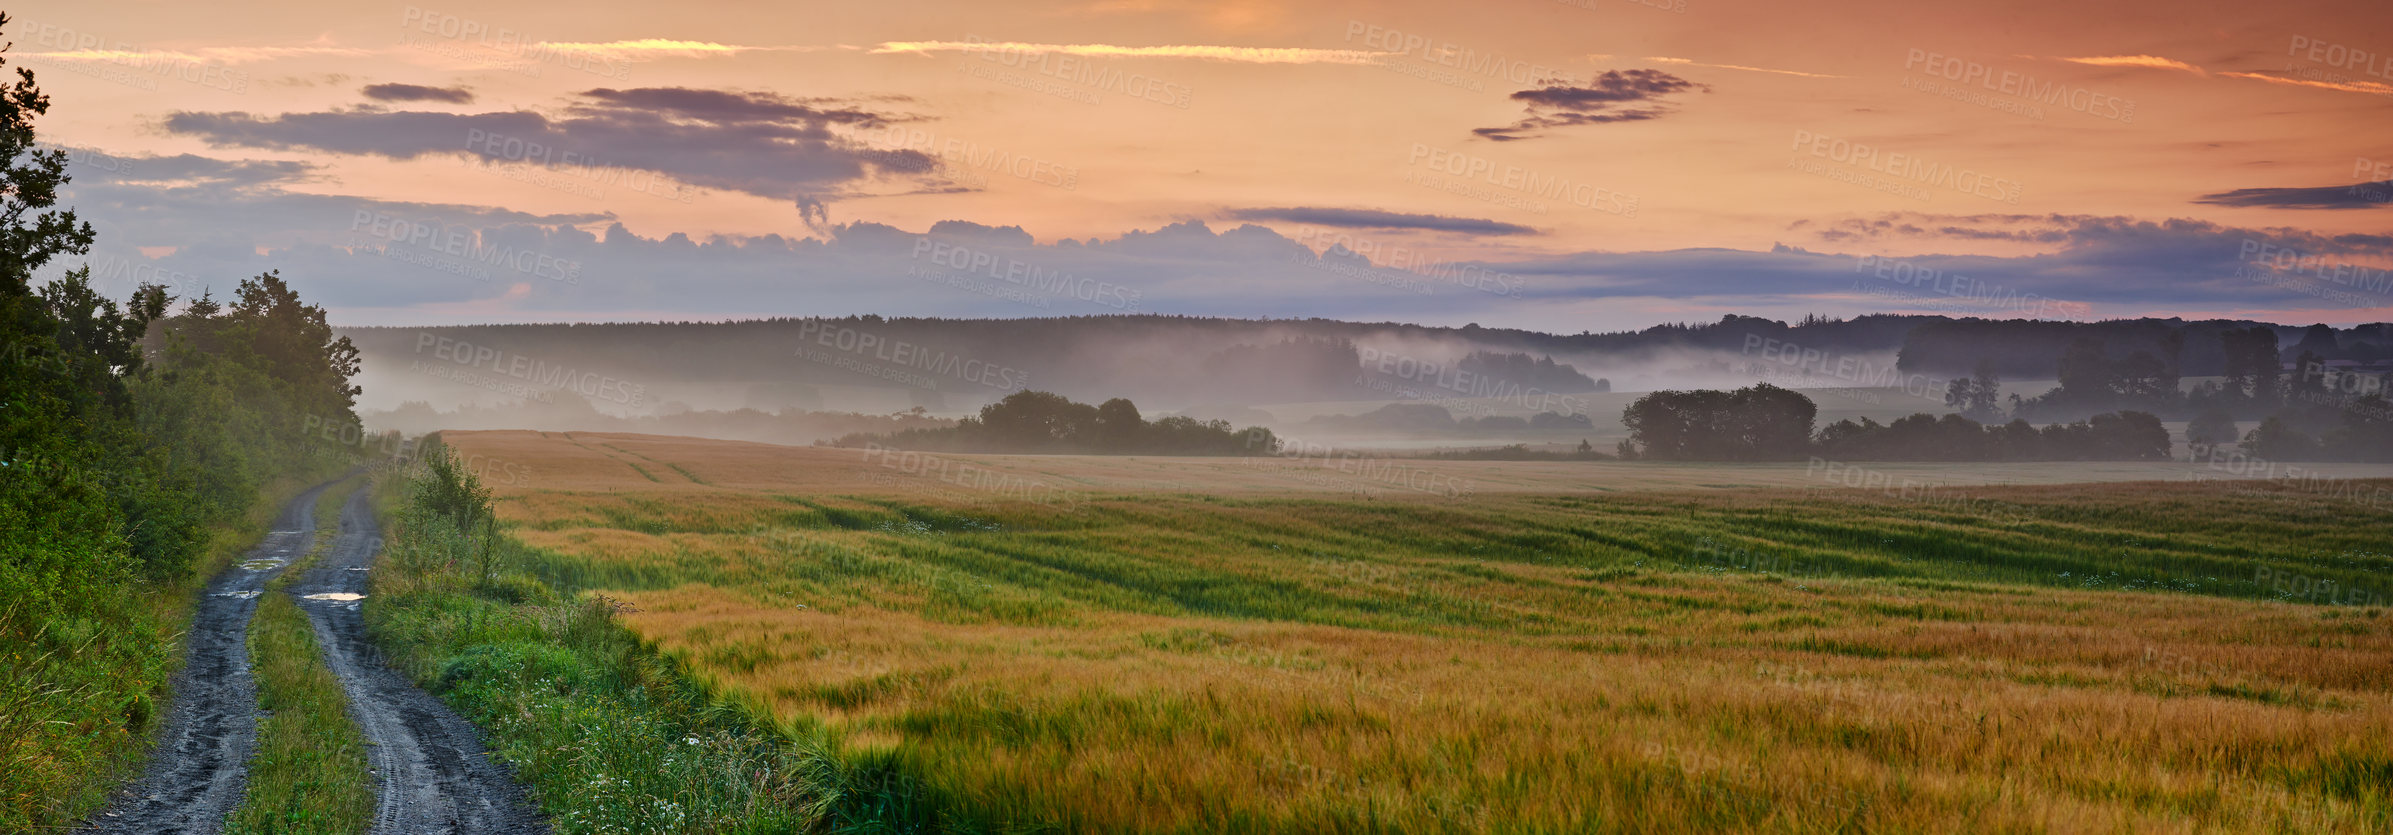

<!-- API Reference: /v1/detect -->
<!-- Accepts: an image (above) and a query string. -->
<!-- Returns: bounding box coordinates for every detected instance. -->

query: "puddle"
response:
[303,592,366,602]
[240,560,284,571]
[211,590,261,599]
[346,567,371,572]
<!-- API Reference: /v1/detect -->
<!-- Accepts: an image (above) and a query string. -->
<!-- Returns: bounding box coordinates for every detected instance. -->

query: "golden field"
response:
[445,430,2393,833]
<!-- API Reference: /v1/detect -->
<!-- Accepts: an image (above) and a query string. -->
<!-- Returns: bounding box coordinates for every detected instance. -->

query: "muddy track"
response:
[86,482,544,834]
[85,482,332,834]
[285,486,547,835]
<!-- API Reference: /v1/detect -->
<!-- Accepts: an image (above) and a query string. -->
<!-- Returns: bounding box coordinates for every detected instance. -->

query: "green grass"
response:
[225,476,373,835]
[0,473,332,832]
[381,433,2393,832]
[364,467,946,834]
[223,592,374,834]
[485,478,2393,833]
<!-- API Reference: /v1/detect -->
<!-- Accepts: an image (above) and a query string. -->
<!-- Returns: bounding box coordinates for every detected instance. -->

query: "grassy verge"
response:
[363,441,941,833]
[224,476,374,835]
[0,472,335,831]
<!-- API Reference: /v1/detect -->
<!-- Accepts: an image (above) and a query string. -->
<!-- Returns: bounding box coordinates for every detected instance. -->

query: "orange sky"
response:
[14,0,2393,328]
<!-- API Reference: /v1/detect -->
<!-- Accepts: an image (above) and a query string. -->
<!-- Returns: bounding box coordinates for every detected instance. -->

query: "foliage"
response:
[1815,410,2171,461]
[834,390,1279,455]
[0,26,363,829]
[1622,383,1817,460]
[460,428,2393,833]
[367,437,949,833]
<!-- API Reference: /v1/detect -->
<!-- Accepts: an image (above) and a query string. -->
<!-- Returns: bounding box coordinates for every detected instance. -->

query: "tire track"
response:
[284,485,546,835]
[84,482,332,835]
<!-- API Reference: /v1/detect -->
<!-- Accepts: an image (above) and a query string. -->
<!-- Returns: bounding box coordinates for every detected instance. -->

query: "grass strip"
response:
[224,477,374,835]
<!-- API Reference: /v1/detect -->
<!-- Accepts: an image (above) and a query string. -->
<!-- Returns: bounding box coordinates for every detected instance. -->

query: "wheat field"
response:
[446,430,2393,833]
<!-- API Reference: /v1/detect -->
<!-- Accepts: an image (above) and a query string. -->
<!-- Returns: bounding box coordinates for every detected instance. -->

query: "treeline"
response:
[1620,384,2169,461]
[831,390,1279,455]
[1304,402,1595,435]
[1931,323,2393,461]
[364,398,953,446]
[1896,318,2392,379]
[342,313,1880,411]
[1,37,365,831]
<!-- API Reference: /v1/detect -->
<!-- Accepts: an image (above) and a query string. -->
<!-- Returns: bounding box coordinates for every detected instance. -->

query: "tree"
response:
[1944,360,2003,422]
[2220,326,2282,406]
[2243,416,2317,460]
[2186,410,2239,451]
[1622,384,1815,461]
[1094,397,1143,451]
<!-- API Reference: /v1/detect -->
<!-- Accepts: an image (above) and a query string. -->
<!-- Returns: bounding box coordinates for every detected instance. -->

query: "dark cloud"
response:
[164,87,939,215]
[1225,207,1538,235]
[1475,70,1706,141]
[51,159,2391,328]
[361,83,475,104]
[2194,180,2393,209]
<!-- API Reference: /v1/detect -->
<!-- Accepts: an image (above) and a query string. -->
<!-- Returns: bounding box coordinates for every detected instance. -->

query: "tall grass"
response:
[509,496,2391,829]
[425,432,2393,832]
[225,476,374,835]
[0,473,330,831]
[365,439,951,833]
[223,592,374,834]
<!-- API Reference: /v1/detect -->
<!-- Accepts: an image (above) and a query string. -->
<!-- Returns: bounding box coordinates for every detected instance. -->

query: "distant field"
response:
[450,429,2393,498]
[449,430,2393,833]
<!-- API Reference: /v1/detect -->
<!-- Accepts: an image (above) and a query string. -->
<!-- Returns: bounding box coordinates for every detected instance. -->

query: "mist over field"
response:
[341,315,2378,453]
[12,1,2393,833]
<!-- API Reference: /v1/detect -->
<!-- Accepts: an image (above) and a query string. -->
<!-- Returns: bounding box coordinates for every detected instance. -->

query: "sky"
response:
[14,0,2393,332]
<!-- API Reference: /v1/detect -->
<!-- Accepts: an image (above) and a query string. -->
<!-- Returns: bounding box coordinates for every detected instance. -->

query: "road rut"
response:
[285,486,547,835]
[87,481,545,834]
[85,483,329,834]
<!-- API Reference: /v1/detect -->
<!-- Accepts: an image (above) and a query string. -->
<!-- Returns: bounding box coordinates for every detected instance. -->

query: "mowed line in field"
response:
[446,429,2393,832]
[450,429,2393,496]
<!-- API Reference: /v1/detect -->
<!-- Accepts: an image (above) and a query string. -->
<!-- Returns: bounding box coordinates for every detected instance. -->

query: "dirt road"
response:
[285,486,546,834]
[85,483,329,834]
[87,481,543,834]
